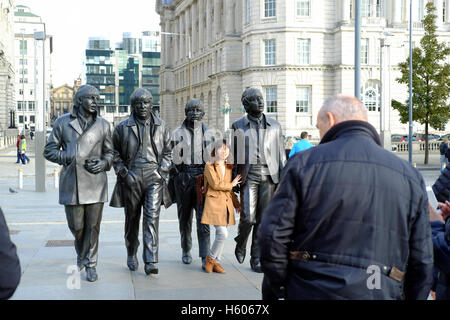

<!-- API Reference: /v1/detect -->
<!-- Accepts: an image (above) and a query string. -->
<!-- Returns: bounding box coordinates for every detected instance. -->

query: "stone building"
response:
[157,0,450,138]
[0,0,17,147]
[14,4,52,134]
[51,84,74,118]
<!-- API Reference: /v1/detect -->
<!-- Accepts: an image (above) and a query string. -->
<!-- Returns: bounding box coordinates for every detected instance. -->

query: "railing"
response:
[392,141,442,153]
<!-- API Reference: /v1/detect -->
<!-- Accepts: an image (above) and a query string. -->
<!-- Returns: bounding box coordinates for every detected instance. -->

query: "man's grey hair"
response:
[319,94,368,122]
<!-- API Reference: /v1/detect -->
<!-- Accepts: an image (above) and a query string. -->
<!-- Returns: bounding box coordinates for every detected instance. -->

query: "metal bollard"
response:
[54,168,59,189]
[18,169,23,189]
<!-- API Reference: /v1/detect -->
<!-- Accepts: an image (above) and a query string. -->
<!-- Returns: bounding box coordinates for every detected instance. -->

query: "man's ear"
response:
[326,112,337,128]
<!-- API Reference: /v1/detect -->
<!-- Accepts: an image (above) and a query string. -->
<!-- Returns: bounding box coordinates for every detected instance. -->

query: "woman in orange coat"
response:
[201,141,241,273]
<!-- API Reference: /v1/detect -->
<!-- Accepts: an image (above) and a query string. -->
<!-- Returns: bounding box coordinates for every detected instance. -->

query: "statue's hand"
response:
[85,157,107,174]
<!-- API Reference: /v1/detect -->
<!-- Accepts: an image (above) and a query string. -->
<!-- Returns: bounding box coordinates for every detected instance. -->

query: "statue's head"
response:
[131,88,153,120]
[74,85,100,115]
[241,87,264,118]
[184,98,205,123]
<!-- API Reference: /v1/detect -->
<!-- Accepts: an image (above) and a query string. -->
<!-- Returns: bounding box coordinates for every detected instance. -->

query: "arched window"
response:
[361,80,380,112]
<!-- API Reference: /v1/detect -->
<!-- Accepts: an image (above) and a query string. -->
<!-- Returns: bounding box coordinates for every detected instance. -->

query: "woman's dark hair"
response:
[20,135,25,139]
[210,139,233,165]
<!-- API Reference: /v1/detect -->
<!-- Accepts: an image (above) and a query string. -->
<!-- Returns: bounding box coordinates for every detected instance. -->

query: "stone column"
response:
[214,0,221,41]
[198,0,204,50]
[161,19,166,66]
[191,1,197,55]
[446,0,450,23]
[175,17,180,63]
[392,0,402,25]
[206,0,211,46]
[165,20,172,67]
[185,7,190,58]
[342,0,351,22]
[371,0,378,17]
[225,0,234,35]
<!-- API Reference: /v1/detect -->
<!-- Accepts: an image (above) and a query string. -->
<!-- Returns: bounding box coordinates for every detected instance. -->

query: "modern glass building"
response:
[85,37,115,114]
[85,32,160,124]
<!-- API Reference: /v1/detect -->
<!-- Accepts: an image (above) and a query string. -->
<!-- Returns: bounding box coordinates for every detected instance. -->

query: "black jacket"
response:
[258,120,433,300]
[433,166,450,203]
[0,208,21,299]
[110,112,173,208]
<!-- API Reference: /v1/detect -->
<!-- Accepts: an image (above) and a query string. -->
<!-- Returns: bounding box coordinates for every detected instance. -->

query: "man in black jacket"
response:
[258,94,434,300]
[0,207,21,299]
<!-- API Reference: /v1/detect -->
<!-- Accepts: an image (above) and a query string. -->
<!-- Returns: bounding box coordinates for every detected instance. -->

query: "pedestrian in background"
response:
[15,134,21,164]
[19,135,30,165]
[0,207,21,299]
[440,138,449,172]
[285,137,296,160]
[429,200,450,300]
[433,162,450,204]
[29,131,34,140]
[202,141,241,274]
[288,131,314,158]
[258,94,433,300]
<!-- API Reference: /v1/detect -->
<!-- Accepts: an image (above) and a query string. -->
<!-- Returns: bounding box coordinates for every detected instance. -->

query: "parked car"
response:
[400,135,421,142]
[391,134,404,142]
[438,134,450,141]
[417,133,441,141]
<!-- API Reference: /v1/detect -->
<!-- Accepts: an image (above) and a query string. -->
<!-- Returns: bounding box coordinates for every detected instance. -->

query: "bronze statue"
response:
[110,88,172,275]
[231,87,286,272]
[171,99,211,269]
[44,84,114,282]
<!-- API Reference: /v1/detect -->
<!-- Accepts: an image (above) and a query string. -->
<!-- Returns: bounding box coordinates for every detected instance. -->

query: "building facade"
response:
[157,0,450,138]
[51,84,74,118]
[14,4,52,134]
[0,0,17,144]
[85,32,161,125]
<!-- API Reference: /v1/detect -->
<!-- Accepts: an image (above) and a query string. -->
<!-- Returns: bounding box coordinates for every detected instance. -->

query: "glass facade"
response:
[143,51,161,107]
[85,49,115,108]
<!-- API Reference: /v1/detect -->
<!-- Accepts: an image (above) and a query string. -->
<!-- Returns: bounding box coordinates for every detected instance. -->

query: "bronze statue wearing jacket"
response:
[44,85,114,282]
[231,87,286,273]
[171,99,211,269]
[110,88,172,275]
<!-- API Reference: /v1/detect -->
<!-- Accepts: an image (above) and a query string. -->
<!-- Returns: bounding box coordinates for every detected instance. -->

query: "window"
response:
[296,87,310,113]
[119,106,128,113]
[20,40,27,55]
[245,0,251,23]
[17,101,25,111]
[264,39,276,65]
[106,106,116,113]
[361,38,369,64]
[20,69,28,75]
[296,0,310,17]
[56,103,61,110]
[30,115,35,123]
[297,39,311,65]
[264,0,276,18]
[245,43,251,68]
[265,87,278,113]
[30,89,33,95]
[19,78,28,83]
[361,0,371,17]
[19,59,27,65]
[28,101,35,111]
[19,89,23,95]
[361,80,380,112]
[19,116,24,124]
[376,0,382,17]
[63,102,69,111]
[414,0,424,21]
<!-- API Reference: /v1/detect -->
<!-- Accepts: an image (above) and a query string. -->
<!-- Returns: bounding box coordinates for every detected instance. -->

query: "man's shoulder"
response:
[232,115,248,127]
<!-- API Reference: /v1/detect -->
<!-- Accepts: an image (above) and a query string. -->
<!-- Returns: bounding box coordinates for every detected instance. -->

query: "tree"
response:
[392,1,450,164]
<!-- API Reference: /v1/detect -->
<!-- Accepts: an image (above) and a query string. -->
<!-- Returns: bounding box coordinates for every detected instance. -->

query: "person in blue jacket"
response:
[288,131,314,158]
[429,200,450,300]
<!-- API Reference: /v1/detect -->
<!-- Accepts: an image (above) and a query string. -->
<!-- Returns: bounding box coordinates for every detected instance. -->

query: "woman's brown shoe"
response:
[213,261,226,273]
[205,255,215,273]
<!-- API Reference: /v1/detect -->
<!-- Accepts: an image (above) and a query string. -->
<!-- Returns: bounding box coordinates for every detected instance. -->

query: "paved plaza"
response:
[0,141,443,300]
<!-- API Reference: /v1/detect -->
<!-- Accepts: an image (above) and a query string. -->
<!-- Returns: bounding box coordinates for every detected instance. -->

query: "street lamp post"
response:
[380,30,393,151]
[408,0,413,164]
[34,26,46,192]
[354,0,361,100]
[21,29,25,134]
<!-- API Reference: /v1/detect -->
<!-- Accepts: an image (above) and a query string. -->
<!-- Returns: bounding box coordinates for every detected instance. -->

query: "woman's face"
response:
[216,145,230,161]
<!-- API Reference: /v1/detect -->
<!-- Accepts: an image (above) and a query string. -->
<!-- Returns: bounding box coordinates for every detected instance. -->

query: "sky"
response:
[17,0,161,87]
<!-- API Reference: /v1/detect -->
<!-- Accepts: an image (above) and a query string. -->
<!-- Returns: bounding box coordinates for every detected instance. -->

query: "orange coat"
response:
[201,163,240,226]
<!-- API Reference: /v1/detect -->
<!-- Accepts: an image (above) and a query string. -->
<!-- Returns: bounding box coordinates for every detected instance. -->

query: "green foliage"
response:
[392,2,450,131]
